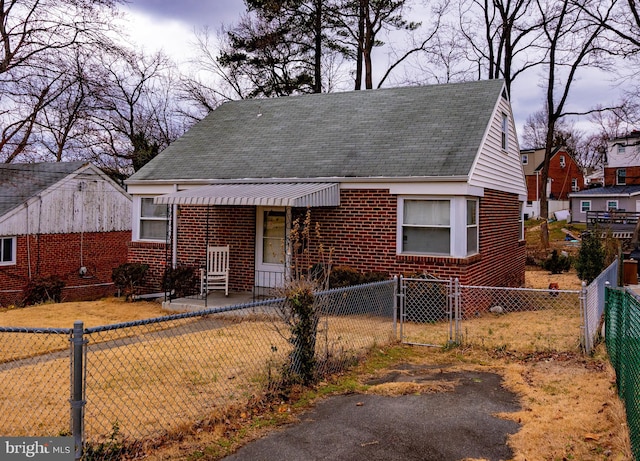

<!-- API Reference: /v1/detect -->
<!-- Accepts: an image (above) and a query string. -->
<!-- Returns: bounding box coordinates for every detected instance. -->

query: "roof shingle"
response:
[130,80,505,182]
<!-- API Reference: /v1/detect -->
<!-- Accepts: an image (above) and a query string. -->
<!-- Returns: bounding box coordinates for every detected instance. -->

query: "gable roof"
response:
[0,161,88,217]
[129,80,507,183]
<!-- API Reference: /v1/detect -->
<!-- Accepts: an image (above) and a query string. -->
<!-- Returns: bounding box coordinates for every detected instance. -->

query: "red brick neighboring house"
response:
[520,146,585,219]
[0,162,132,306]
[125,80,527,297]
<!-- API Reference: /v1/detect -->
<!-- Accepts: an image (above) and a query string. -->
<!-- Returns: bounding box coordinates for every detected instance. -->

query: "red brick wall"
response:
[129,188,525,295]
[127,207,256,293]
[526,153,584,201]
[604,166,640,186]
[0,231,131,307]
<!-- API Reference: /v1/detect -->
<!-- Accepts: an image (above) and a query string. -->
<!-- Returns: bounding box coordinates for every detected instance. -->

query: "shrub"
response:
[112,263,149,300]
[543,250,571,274]
[22,275,65,306]
[329,265,362,288]
[162,265,197,299]
[575,233,605,284]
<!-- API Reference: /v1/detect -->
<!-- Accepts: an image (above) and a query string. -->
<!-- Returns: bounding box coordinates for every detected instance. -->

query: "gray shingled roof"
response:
[130,80,506,182]
[570,185,640,197]
[0,162,87,217]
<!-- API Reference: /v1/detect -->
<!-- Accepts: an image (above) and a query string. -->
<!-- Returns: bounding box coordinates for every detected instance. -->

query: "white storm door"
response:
[256,207,286,287]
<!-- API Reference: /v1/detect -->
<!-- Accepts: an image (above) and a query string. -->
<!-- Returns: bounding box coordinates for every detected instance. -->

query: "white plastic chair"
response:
[200,245,229,297]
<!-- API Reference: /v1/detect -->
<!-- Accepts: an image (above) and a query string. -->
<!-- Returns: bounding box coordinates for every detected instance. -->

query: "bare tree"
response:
[534,0,613,247]
[458,0,546,95]
[0,0,122,163]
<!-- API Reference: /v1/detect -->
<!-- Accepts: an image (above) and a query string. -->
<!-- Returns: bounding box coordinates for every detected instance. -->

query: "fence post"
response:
[580,281,589,354]
[70,321,86,461]
[393,276,398,339]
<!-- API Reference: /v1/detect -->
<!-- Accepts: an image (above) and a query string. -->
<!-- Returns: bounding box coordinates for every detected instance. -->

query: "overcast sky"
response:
[119,1,629,140]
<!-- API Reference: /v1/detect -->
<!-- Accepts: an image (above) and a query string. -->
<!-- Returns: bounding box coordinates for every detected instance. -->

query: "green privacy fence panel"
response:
[605,287,640,461]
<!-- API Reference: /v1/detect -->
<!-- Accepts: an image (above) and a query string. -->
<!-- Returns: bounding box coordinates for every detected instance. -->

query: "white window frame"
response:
[607,200,619,211]
[0,236,16,266]
[617,168,626,185]
[519,202,524,241]
[580,201,591,213]
[466,199,479,256]
[133,196,169,242]
[397,196,477,258]
[618,144,626,154]
[501,113,508,151]
[559,155,566,168]
[521,154,528,165]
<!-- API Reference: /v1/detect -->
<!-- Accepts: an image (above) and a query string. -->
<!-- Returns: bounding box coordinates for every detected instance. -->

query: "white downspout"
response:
[172,185,178,268]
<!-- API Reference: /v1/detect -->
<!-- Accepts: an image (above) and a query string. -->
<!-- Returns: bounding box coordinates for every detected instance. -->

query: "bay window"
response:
[399,197,479,257]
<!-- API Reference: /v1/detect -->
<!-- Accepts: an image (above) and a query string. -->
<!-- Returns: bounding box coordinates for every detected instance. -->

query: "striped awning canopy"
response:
[154,183,340,207]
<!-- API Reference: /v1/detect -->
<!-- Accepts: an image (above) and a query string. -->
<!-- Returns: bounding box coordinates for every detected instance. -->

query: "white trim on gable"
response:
[468,90,526,198]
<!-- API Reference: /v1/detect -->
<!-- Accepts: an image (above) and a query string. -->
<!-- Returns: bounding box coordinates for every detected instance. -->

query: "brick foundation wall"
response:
[128,188,525,295]
[0,231,131,307]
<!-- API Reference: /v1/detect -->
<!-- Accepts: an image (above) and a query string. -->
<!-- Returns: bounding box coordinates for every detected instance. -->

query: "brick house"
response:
[0,162,132,306]
[520,146,585,220]
[570,130,640,223]
[125,80,527,295]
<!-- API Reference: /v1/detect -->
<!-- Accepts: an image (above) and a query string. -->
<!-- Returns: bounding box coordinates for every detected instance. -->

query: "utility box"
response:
[624,259,638,285]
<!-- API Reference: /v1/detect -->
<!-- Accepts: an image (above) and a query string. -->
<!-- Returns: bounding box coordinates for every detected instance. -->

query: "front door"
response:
[255,207,286,287]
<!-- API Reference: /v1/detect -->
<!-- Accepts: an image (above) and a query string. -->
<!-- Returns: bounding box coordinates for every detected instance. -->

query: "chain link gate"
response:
[399,276,461,346]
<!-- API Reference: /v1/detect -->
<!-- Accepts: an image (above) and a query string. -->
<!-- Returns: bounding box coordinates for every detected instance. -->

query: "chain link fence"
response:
[584,260,619,353]
[0,327,72,437]
[605,287,640,461]
[400,277,585,352]
[0,280,396,460]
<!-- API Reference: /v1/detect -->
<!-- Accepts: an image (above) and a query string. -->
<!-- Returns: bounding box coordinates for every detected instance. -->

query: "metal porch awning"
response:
[154,183,340,207]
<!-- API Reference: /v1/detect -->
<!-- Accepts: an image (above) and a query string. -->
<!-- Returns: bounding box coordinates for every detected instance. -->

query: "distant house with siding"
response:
[125,80,527,295]
[0,162,132,306]
[570,130,640,224]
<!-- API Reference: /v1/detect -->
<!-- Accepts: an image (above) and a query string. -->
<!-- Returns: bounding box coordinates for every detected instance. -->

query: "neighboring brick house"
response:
[0,162,132,306]
[570,130,640,223]
[125,80,527,296]
[521,146,584,220]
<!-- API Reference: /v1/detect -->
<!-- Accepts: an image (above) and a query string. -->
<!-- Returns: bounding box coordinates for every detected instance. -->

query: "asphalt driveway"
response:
[222,364,521,461]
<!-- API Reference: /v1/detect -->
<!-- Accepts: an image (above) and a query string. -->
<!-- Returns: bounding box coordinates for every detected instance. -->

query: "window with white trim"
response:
[617,168,626,185]
[501,113,508,150]
[607,200,619,211]
[519,202,524,241]
[580,201,591,213]
[401,199,450,255]
[137,197,169,241]
[521,154,528,165]
[0,236,16,265]
[467,199,478,255]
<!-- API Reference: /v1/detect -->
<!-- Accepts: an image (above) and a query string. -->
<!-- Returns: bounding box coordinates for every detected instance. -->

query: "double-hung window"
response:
[580,201,591,213]
[401,199,450,255]
[617,169,626,185]
[0,236,16,265]
[138,197,169,241]
[467,200,478,255]
[501,114,508,151]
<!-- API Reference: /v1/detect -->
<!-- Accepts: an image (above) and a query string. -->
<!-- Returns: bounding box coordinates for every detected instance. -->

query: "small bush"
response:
[543,250,572,274]
[575,233,605,283]
[329,266,362,288]
[22,275,65,306]
[112,263,149,300]
[162,265,197,298]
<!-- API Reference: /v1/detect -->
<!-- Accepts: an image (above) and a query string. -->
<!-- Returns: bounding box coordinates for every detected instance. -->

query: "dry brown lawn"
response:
[0,270,633,460]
